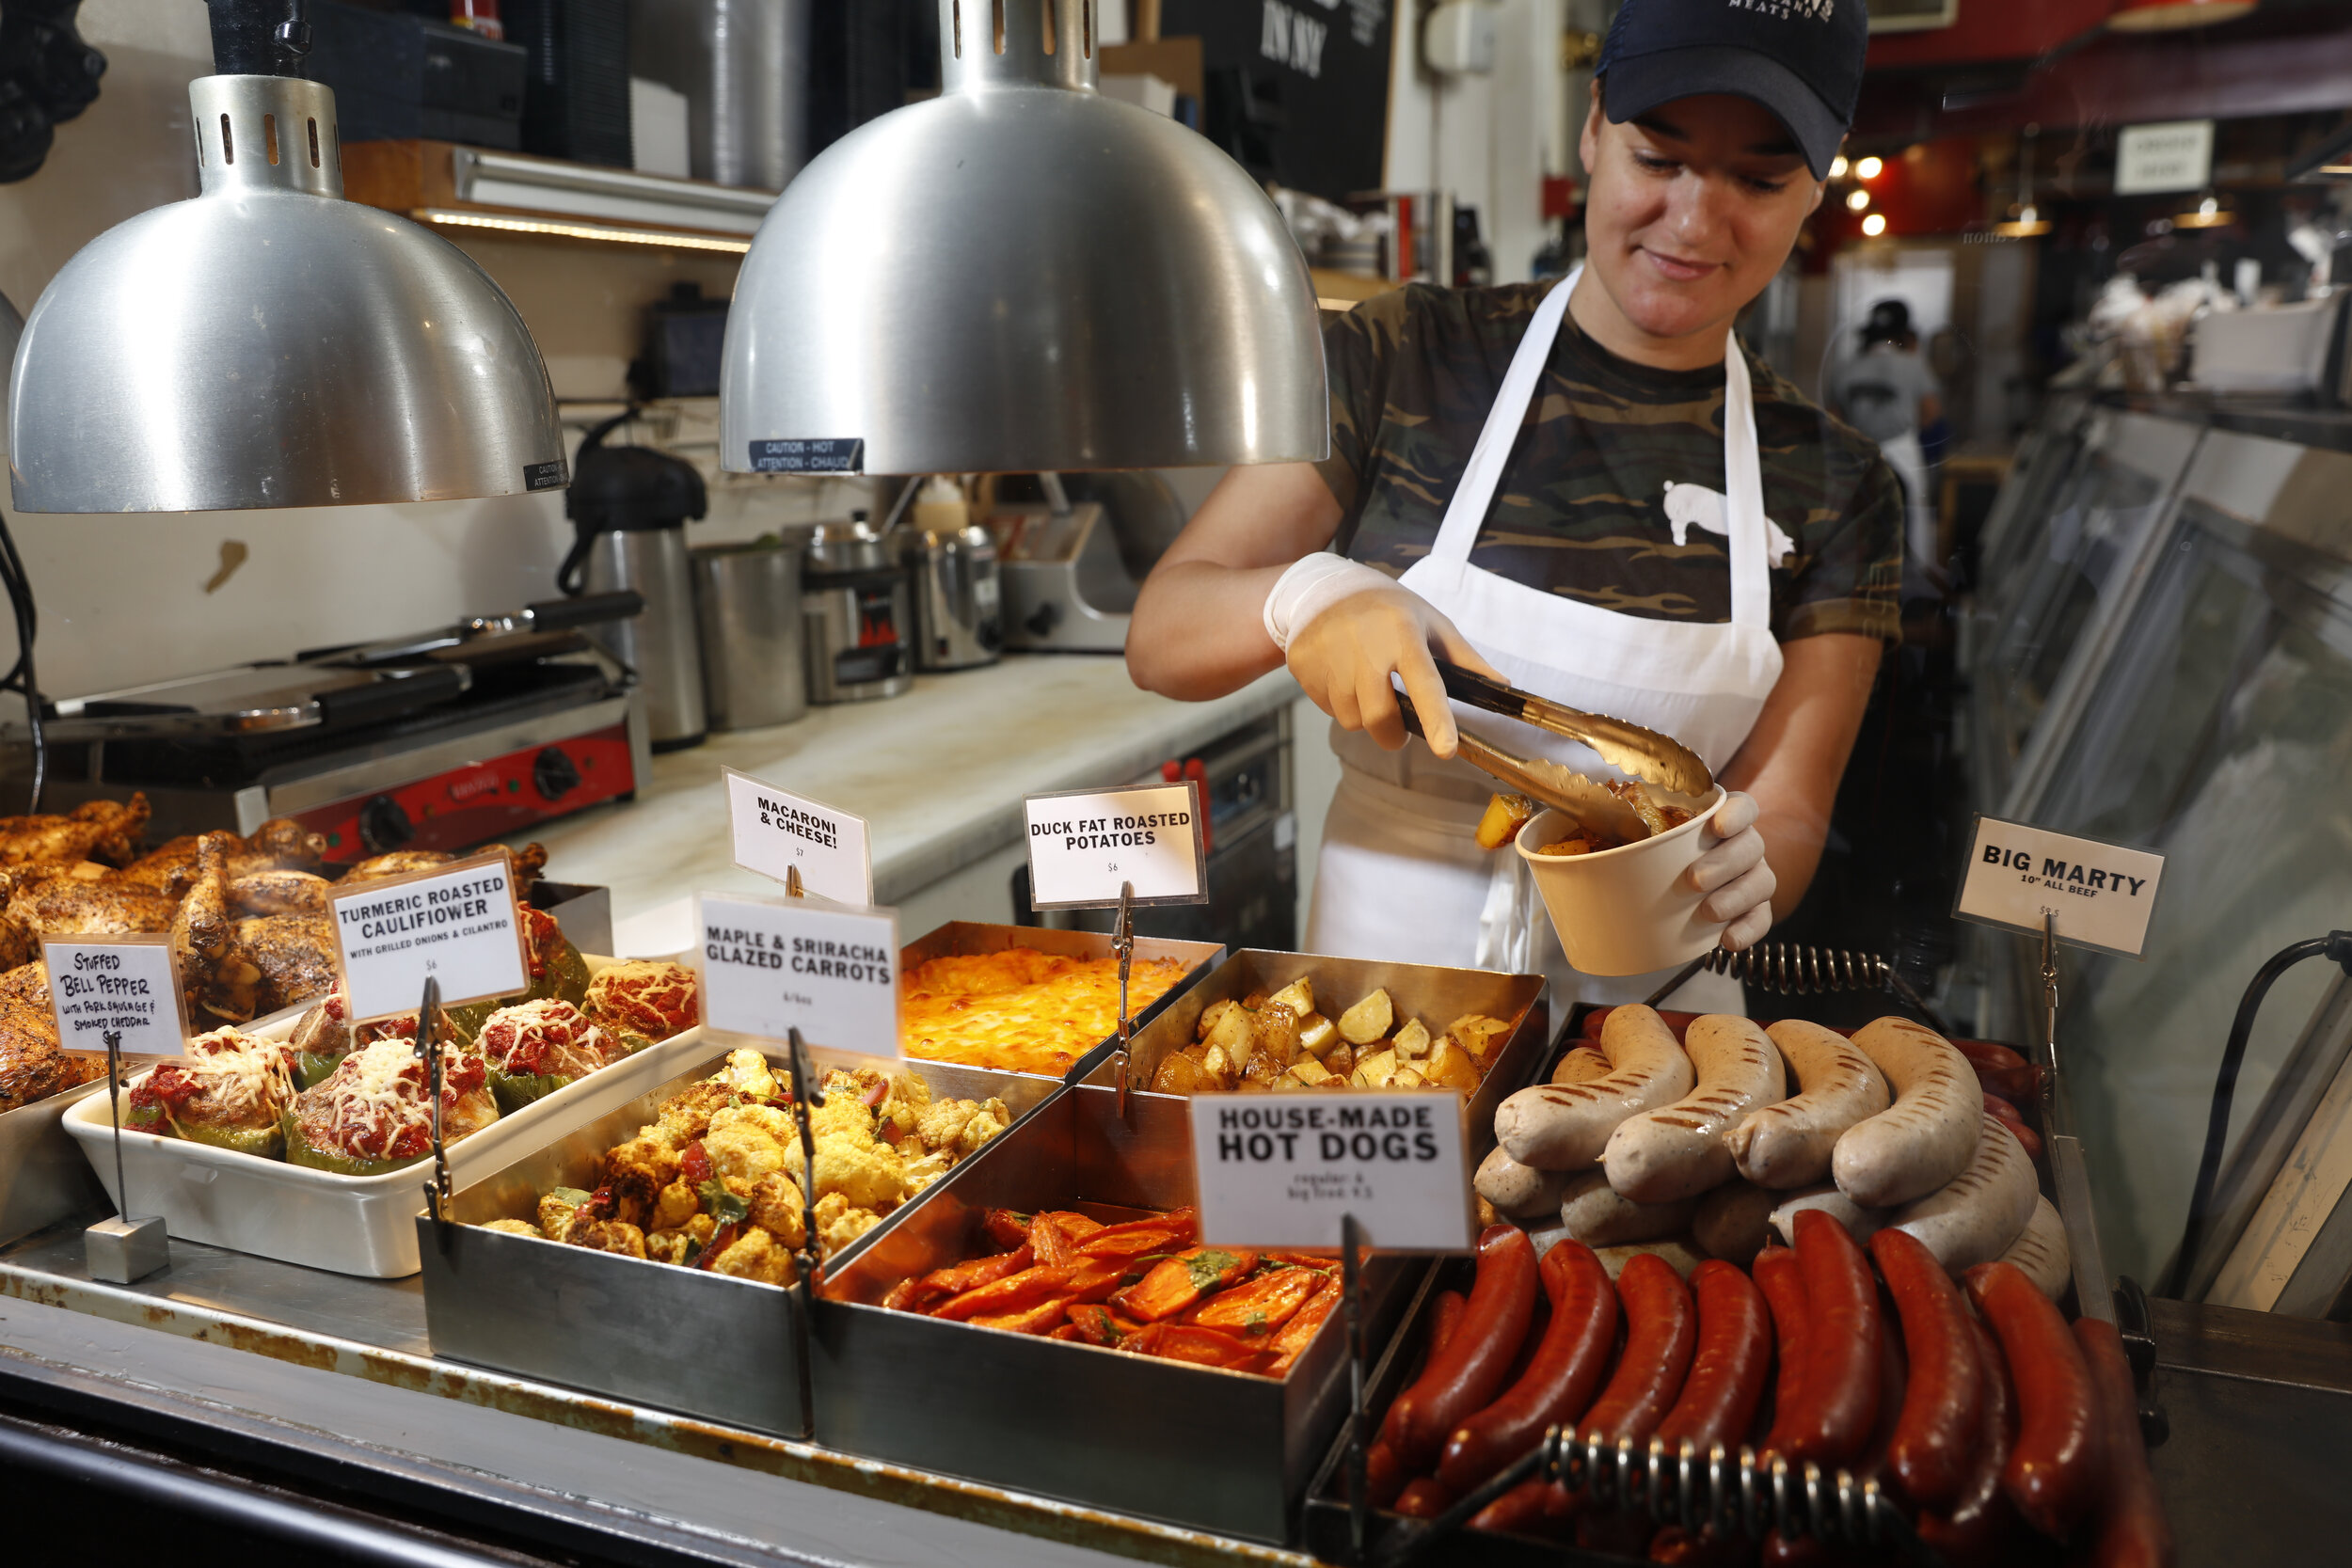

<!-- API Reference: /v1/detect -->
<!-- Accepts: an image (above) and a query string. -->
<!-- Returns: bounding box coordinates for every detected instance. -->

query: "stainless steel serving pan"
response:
[421,1047,1059,1437]
[899,921,1224,1085]
[1085,948,1550,1162]
[815,1081,1421,1544]
[0,1054,153,1246]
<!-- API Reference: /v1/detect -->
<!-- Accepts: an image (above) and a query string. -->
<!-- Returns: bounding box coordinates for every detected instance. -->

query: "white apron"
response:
[1304,267,1785,1014]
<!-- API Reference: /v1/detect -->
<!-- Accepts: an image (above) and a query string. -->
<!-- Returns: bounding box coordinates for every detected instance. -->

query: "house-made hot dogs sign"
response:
[1189,1090,1474,1251]
[1956,816,2166,958]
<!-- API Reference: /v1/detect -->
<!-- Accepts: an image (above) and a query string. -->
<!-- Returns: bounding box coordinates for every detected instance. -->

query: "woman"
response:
[1127,0,1900,1013]
[1830,298,1946,598]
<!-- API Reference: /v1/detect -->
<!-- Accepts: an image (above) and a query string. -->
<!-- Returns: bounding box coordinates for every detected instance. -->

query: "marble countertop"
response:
[519,656,1298,950]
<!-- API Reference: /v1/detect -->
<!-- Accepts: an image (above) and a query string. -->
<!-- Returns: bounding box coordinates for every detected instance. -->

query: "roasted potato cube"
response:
[1353,1047,1398,1087]
[1204,1002,1254,1062]
[1241,990,1271,1011]
[1475,792,1538,851]
[1251,1004,1302,1063]
[1196,998,1237,1042]
[1243,1049,1287,1087]
[1424,1036,1482,1091]
[1338,989,1394,1046]
[1392,1018,1432,1059]
[1274,1072,1308,1092]
[1200,1040,1236,1083]
[1325,1041,1356,1079]
[1266,977,1314,1018]
[1446,1014,1512,1060]
[1298,1012,1338,1057]
[1235,1077,1272,1093]
[1291,1056,1335,1087]
[1392,1066,1426,1089]
[1153,1052,1214,1095]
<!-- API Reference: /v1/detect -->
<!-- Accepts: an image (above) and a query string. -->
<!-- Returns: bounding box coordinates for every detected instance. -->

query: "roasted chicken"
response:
[116,816,328,896]
[0,795,150,868]
[229,870,331,915]
[0,959,97,1114]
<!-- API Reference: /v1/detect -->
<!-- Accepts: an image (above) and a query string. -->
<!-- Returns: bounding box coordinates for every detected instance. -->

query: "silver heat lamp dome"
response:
[720,0,1327,476]
[7,10,564,514]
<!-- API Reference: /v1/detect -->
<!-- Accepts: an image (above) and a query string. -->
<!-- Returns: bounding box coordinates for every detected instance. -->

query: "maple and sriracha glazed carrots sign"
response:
[1187,1090,1476,1252]
[327,849,529,1022]
[694,891,903,1067]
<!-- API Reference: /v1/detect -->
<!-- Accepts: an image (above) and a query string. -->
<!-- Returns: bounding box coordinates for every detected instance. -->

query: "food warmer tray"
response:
[1085,946,1552,1163]
[421,1049,1063,1439]
[899,920,1224,1085]
[812,1079,1422,1544]
[0,1054,159,1247]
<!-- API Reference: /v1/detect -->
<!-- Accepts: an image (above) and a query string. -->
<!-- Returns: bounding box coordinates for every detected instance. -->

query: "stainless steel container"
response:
[629,0,810,190]
[801,517,914,704]
[690,539,808,731]
[577,527,707,749]
[898,521,1003,672]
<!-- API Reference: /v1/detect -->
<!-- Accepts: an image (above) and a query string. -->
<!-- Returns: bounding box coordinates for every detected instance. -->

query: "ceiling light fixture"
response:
[1828,154,1850,180]
[7,0,564,514]
[2108,0,2257,31]
[720,0,1326,475]
[413,209,753,254]
[1847,189,1872,212]
[1862,214,1888,237]
[1854,155,1884,180]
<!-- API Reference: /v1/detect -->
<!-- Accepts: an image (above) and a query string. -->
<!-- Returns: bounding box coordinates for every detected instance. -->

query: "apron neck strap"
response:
[1722,344,1772,631]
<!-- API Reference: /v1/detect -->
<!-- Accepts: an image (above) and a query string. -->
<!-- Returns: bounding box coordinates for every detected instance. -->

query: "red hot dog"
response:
[1964,1259,2106,1541]
[1581,1252,1699,1449]
[1751,1243,1811,1456]
[1871,1227,1984,1508]
[2075,1316,2176,1568]
[1919,1317,2024,1564]
[1437,1238,1620,1493]
[1379,1226,1540,1473]
[1653,1259,1773,1456]
[1776,1209,1882,1465]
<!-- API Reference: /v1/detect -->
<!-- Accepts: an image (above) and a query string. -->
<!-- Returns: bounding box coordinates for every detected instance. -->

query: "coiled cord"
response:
[1648,942,1955,1037]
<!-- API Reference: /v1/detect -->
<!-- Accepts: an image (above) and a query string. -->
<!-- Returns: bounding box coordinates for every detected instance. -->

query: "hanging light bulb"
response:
[721,0,1325,475]
[1861,214,1888,237]
[8,1,564,514]
[1854,155,1884,180]
[1847,189,1872,212]
[1827,154,1850,180]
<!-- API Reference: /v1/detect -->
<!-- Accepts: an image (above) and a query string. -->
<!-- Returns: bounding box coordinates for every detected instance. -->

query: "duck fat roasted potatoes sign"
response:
[1024,781,1208,910]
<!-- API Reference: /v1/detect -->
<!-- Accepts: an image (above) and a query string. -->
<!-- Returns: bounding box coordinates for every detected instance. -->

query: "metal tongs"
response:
[1396,659,1715,839]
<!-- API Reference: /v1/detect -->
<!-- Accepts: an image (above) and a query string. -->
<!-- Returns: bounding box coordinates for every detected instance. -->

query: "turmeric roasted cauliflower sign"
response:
[326,849,529,1023]
[695,892,903,1066]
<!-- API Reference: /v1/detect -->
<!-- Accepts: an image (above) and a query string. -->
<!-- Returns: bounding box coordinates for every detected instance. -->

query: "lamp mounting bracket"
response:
[206,0,310,78]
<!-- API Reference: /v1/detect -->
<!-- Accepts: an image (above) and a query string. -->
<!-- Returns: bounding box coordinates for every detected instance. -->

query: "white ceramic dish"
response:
[62,974,708,1278]
[1514,787,1728,976]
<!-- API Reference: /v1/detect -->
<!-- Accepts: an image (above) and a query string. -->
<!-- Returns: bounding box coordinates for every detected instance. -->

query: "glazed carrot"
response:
[1077,1208,1199,1258]
[1030,1211,1076,1267]
[1110,1245,1261,1322]
[1050,1323,1089,1341]
[880,1276,926,1313]
[1187,1265,1321,1337]
[1266,1275,1343,1375]
[981,1208,1032,1249]
[1046,1210,1104,1242]
[905,1243,1033,1309]
[1266,1251,1342,1272]
[1134,1322,1266,1370]
[970,1297,1071,1335]
[931,1263,1072,1322]
[1061,1260,1134,1305]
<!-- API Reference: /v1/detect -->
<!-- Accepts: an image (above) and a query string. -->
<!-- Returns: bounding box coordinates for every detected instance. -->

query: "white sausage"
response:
[1768,1181,1891,1248]
[1998,1195,2072,1300]
[1831,1017,1983,1207]
[1495,1005,1693,1172]
[1727,1020,1890,1189]
[1886,1115,2039,1273]
[1475,1146,1572,1219]
[1551,1045,1613,1085]
[1602,1016,1785,1202]
[1558,1169,1698,1247]
[1692,1180,1781,1266]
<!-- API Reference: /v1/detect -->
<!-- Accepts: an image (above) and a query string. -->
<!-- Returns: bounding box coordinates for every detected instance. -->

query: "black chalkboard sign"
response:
[1160,0,1393,204]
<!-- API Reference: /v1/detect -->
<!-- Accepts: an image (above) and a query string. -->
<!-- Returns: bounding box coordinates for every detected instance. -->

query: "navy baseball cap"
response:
[1595,0,1869,180]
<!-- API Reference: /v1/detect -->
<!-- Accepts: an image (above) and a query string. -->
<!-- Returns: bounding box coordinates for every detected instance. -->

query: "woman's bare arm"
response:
[1719,632,1883,918]
[1124,462,1343,701]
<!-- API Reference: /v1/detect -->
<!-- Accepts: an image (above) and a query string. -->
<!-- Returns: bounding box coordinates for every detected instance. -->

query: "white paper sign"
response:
[328,850,530,1022]
[2116,119,2214,196]
[695,892,902,1061]
[1956,816,2166,958]
[1188,1091,1475,1252]
[43,937,187,1056]
[725,768,873,905]
[1025,781,1208,909]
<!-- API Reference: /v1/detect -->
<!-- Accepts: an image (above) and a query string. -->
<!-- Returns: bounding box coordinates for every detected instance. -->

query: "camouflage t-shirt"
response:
[1315,280,1903,642]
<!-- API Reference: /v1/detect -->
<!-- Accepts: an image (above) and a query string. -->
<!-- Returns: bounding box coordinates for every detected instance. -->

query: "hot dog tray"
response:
[1298,1008,2076,1565]
[899,920,1224,1085]
[812,1079,1421,1544]
[421,1047,1062,1439]
[1083,947,1551,1164]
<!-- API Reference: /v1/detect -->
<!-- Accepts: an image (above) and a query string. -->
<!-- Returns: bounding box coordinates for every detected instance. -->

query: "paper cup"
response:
[1514,787,1728,976]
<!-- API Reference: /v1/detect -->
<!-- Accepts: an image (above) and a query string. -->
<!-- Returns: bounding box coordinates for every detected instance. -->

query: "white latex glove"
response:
[1689,791,1774,951]
[1281,581,1503,756]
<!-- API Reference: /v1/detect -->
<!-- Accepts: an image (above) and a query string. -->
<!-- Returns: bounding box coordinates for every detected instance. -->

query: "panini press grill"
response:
[8,593,652,864]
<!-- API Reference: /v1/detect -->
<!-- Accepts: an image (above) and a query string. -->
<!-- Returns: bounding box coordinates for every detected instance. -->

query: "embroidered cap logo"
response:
[1729,0,1836,19]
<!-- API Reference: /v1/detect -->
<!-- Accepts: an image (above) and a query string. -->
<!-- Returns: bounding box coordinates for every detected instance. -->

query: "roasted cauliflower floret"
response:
[705,1103,797,1185]
[914,1096,985,1151]
[874,1070,931,1142]
[536,1189,587,1239]
[644,1227,692,1265]
[813,1191,882,1257]
[654,1081,742,1147]
[479,1218,539,1238]
[650,1179,700,1232]
[958,1098,1011,1158]
[803,1132,911,1212]
[562,1217,646,1258]
[899,1148,955,1193]
[712,1048,779,1101]
[708,1226,794,1284]
[809,1071,877,1142]
[746,1172,808,1247]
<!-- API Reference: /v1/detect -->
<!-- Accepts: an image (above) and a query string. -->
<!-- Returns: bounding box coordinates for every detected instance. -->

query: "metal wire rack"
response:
[1648,942,1955,1037]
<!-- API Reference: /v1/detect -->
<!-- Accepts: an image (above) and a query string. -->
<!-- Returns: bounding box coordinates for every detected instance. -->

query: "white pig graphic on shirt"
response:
[1662,481,1795,566]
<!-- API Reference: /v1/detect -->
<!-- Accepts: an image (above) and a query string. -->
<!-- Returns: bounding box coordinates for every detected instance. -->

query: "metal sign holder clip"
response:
[86,1024,169,1283]
[1342,1212,1373,1562]
[787,1024,825,1440]
[1111,879,1136,1118]
[414,976,456,1255]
